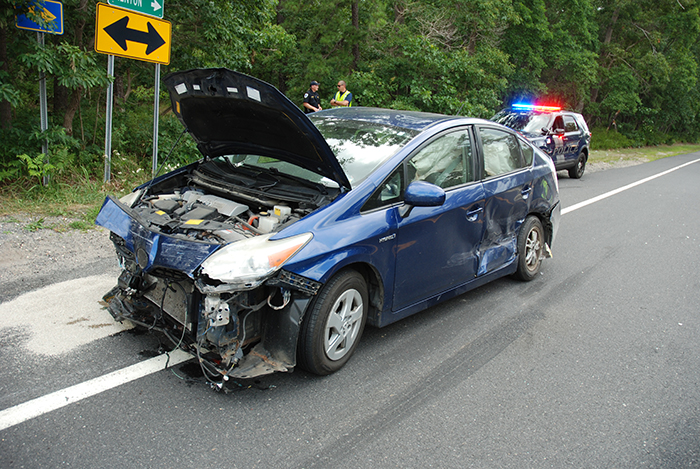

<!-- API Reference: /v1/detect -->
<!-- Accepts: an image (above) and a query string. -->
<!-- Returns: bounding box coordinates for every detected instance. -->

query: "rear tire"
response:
[568,153,586,179]
[514,216,545,281]
[297,270,368,375]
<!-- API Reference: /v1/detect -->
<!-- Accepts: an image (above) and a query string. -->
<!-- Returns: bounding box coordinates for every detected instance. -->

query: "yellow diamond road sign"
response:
[95,3,171,65]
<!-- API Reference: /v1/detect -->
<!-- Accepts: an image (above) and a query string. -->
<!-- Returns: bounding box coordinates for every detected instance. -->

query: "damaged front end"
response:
[96,168,329,381]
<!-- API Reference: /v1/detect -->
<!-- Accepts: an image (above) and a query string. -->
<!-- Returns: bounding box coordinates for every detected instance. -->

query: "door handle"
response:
[466,206,483,222]
[521,186,532,199]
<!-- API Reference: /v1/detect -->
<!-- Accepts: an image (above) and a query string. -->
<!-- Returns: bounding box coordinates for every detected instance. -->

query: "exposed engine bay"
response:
[97,156,339,384]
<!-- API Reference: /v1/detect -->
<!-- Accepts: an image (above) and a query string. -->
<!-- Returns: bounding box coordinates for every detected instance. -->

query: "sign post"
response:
[16,1,64,186]
[38,33,49,186]
[104,55,115,183]
[152,63,160,178]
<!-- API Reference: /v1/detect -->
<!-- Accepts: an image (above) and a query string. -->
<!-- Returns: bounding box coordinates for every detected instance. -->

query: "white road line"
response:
[0,349,191,432]
[562,158,700,215]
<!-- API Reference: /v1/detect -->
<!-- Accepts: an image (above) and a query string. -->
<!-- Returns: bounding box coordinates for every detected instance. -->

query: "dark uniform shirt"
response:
[303,89,321,113]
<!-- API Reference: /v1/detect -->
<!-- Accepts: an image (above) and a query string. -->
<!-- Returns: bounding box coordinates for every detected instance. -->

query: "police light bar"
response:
[512,103,562,112]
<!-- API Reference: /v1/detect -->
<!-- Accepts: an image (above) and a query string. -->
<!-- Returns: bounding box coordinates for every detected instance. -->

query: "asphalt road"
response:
[1,153,699,468]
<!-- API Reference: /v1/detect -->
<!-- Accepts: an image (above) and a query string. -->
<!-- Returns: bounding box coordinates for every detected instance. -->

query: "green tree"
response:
[587,0,700,140]
[501,0,553,101]
[541,0,599,111]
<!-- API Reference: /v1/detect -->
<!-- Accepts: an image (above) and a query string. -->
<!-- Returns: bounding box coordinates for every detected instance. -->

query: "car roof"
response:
[309,106,471,132]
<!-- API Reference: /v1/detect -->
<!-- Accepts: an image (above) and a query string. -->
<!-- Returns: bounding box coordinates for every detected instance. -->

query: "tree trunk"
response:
[62,87,83,137]
[351,1,359,70]
[276,0,285,25]
[54,78,69,117]
[276,1,286,92]
[0,26,12,130]
[394,1,405,24]
[58,15,86,132]
[590,7,620,105]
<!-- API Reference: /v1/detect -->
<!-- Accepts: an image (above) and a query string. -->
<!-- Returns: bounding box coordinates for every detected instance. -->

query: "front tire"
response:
[568,153,586,179]
[514,216,545,281]
[297,270,368,375]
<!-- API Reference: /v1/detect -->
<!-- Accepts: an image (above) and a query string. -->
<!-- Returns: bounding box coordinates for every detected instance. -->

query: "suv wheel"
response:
[568,153,586,179]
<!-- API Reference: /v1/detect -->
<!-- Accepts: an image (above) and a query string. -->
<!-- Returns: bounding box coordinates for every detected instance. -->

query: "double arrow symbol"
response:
[103,16,165,55]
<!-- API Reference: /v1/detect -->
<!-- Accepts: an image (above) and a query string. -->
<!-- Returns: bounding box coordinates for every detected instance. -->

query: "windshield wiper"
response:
[242,164,328,194]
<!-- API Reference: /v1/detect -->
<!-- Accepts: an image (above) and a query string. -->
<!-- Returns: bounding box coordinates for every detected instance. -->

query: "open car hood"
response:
[163,68,351,190]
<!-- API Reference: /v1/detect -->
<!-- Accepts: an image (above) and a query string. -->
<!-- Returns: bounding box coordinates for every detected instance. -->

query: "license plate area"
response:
[143,275,195,330]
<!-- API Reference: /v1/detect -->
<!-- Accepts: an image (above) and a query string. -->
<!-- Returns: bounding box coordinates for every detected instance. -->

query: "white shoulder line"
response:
[0,349,191,431]
[562,158,700,215]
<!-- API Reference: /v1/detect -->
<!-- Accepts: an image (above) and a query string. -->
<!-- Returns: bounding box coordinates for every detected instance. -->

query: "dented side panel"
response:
[478,168,531,276]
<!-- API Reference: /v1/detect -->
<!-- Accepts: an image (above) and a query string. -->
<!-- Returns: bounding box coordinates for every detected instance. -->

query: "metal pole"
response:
[104,55,115,183]
[38,32,49,186]
[152,63,160,177]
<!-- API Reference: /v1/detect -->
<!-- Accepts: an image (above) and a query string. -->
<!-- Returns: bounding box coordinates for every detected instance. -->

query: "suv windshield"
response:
[309,114,419,187]
[492,110,551,135]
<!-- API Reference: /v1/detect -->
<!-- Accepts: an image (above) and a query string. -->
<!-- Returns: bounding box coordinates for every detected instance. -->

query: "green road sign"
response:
[108,0,163,18]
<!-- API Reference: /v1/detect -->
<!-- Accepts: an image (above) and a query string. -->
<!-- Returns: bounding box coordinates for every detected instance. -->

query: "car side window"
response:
[407,129,473,189]
[362,166,404,212]
[552,116,565,132]
[563,115,579,132]
[480,128,522,178]
[519,137,534,166]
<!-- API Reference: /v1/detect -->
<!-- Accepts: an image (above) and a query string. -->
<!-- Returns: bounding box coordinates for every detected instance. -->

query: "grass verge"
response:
[589,143,700,165]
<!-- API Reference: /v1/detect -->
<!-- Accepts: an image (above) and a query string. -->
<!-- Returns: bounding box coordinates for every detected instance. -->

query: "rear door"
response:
[562,114,583,166]
[476,126,532,275]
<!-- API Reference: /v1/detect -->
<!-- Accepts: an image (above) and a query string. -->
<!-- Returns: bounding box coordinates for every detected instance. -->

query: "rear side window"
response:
[563,115,579,132]
[480,128,522,177]
[574,115,591,134]
[519,137,534,166]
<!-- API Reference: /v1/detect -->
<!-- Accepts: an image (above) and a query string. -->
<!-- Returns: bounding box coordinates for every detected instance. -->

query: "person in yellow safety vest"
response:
[330,80,353,107]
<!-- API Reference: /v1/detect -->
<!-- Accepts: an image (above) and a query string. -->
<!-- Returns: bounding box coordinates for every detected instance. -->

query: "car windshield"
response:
[309,114,419,186]
[493,111,551,134]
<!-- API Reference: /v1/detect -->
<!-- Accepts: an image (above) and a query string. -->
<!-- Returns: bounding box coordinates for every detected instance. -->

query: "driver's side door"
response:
[392,128,486,313]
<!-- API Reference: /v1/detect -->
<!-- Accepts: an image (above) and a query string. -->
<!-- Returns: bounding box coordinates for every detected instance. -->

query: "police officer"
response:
[303,81,322,113]
[331,80,353,107]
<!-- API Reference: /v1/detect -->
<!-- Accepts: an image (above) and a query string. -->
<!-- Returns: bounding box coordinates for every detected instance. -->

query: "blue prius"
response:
[96,68,561,381]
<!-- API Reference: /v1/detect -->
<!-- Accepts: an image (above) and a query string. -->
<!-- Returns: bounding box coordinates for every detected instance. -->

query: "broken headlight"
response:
[199,232,313,290]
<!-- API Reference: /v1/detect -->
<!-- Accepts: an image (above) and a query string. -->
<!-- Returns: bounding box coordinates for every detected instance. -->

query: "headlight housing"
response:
[198,232,313,290]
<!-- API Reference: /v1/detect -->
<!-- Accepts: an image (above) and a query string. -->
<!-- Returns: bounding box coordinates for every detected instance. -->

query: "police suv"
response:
[492,104,591,179]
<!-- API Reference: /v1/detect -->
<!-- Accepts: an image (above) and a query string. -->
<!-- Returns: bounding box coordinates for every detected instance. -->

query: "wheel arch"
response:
[580,145,589,161]
[319,262,385,328]
[528,210,554,248]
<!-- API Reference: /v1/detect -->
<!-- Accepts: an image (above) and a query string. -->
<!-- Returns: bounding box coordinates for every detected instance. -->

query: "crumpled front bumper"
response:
[96,196,322,381]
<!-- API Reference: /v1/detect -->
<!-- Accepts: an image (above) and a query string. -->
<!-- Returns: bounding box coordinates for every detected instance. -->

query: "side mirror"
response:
[399,181,446,218]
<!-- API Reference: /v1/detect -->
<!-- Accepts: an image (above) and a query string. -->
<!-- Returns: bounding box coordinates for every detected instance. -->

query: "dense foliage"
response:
[2,0,700,184]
